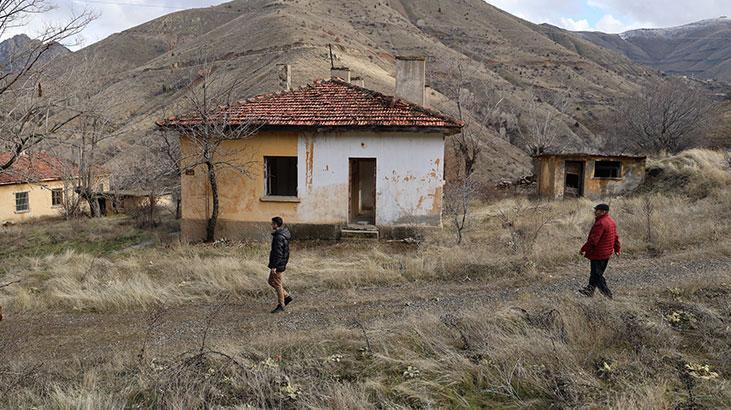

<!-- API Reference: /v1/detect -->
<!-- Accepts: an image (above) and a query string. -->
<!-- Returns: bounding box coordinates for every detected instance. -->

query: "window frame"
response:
[263,156,299,199]
[15,191,30,213]
[51,188,64,207]
[593,160,622,179]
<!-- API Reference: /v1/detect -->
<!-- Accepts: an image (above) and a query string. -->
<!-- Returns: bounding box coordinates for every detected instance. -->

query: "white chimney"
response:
[330,66,351,82]
[276,63,291,91]
[351,76,365,87]
[395,56,426,106]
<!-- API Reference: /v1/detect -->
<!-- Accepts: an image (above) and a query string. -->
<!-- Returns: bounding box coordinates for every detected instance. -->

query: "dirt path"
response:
[3,254,730,364]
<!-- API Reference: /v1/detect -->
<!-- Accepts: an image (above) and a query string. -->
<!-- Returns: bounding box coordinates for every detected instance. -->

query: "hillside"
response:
[43,0,662,180]
[0,34,70,72]
[578,17,731,83]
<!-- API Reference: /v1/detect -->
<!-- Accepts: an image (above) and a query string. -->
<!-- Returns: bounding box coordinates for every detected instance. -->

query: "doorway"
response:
[564,161,584,197]
[349,158,376,225]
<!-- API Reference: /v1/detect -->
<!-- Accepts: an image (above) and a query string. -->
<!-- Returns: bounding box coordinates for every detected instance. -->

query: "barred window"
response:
[52,189,64,207]
[15,192,29,212]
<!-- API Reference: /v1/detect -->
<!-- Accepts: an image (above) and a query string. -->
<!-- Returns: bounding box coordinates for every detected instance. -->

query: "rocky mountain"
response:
[42,0,663,180]
[0,34,70,72]
[577,17,731,83]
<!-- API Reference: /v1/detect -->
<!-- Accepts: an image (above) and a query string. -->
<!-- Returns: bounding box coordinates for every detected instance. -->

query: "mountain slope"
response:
[44,0,662,180]
[578,17,731,82]
[0,34,70,72]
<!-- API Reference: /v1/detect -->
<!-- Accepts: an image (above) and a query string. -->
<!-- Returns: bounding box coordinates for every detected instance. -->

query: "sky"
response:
[6,0,731,49]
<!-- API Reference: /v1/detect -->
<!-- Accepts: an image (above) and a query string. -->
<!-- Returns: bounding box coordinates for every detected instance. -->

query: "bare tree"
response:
[0,0,93,172]
[112,136,180,227]
[617,79,721,155]
[516,88,570,156]
[159,60,258,242]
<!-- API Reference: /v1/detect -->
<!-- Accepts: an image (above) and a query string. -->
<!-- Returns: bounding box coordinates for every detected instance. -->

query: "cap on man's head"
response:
[594,204,610,211]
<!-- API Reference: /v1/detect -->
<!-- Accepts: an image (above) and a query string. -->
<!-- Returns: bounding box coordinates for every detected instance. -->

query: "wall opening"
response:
[564,161,584,197]
[265,156,298,197]
[594,161,621,178]
[349,158,376,225]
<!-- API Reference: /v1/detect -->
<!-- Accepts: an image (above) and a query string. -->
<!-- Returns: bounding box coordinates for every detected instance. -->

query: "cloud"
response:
[486,0,731,33]
[560,18,592,31]
[594,14,628,32]
[2,0,225,49]
[587,0,730,27]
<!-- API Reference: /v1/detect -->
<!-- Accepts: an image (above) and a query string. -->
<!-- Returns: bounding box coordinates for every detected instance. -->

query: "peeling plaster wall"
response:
[179,130,446,241]
[297,131,445,226]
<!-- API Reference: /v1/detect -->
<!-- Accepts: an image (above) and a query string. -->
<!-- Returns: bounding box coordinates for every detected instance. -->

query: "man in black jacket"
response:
[268,216,292,313]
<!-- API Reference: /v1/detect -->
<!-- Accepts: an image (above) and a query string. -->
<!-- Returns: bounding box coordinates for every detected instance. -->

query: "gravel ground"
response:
[2,253,729,364]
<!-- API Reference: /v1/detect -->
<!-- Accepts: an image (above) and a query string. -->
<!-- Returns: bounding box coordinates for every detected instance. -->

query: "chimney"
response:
[330,66,351,82]
[276,63,291,91]
[395,56,426,106]
[351,76,365,87]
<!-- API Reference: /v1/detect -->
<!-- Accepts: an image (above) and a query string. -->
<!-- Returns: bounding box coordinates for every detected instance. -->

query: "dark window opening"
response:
[265,156,297,197]
[15,192,29,212]
[52,189,64,207]
[594,161,621,178]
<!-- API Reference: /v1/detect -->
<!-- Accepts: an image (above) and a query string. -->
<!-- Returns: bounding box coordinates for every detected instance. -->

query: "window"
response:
[15,192,29,212]
[52,189,64,207]
[265,156,297,197]
[594,161,621,179]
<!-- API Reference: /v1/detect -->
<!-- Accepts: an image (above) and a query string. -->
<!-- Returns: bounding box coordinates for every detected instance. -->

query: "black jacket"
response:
[268,228,291,271]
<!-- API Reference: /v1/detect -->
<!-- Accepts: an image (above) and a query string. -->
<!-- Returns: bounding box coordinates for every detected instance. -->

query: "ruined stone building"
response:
[161,57,463,241]
[536,153,647,199]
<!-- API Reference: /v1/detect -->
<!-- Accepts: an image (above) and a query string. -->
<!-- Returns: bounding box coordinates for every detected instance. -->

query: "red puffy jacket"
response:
[581,214,621,260]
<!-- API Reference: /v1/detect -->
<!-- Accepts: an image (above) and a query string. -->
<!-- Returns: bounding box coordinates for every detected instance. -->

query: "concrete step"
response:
[340,228,379,240]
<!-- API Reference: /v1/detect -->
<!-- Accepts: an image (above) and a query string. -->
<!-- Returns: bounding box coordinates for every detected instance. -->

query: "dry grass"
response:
[1,274,728,408]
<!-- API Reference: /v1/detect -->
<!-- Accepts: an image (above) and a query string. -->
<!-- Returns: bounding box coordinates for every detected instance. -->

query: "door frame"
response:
[348,157,377,224]
[564,160,585,197]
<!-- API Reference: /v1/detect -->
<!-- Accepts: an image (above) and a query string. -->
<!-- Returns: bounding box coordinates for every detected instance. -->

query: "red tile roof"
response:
[158,79,463,132]
[0,152,67,186]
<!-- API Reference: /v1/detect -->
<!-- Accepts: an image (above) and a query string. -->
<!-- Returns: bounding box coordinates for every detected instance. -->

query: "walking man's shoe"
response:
[271,305,285,314]
[578,287,595,297]
[284,295,293,306]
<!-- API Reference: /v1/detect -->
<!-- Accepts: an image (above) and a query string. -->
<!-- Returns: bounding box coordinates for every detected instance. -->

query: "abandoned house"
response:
[160,57,463,241]
[535,153,647,199]
[0,152,70,223]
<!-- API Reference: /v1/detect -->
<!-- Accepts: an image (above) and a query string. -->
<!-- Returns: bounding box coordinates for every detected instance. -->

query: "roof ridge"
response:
[323,78,463,127]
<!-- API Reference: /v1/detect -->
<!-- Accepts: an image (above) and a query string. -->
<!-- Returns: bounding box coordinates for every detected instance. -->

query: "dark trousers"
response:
[587,259,613,298]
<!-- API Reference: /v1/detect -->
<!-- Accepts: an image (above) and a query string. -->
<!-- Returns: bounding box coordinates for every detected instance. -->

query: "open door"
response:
[349,158,376,225]
[564,161,584,197]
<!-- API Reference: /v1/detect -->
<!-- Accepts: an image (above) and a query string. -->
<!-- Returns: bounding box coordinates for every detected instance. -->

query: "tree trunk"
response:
[174,192,182,220]
[86,193,101,218]
[206,161,219,243]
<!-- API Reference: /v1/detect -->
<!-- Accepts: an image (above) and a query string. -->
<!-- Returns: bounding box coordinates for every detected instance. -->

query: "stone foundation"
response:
[181,218,439,242]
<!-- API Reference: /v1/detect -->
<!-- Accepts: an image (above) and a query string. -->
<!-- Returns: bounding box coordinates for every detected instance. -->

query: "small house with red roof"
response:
[0,152,71,223]
[161,57,463,241]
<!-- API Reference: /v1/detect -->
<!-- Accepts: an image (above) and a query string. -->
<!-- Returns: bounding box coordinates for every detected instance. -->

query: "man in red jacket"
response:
[579,203,621,299]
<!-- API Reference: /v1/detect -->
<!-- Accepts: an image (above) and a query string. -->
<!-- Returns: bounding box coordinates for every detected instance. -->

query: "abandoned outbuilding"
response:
[535,153,647,199]
[160,57,463,242]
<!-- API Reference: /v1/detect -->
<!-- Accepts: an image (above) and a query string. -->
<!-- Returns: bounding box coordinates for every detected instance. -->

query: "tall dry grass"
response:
[1,274,728,408]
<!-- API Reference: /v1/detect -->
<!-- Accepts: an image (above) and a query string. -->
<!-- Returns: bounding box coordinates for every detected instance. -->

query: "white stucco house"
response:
[160,57,463,241]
